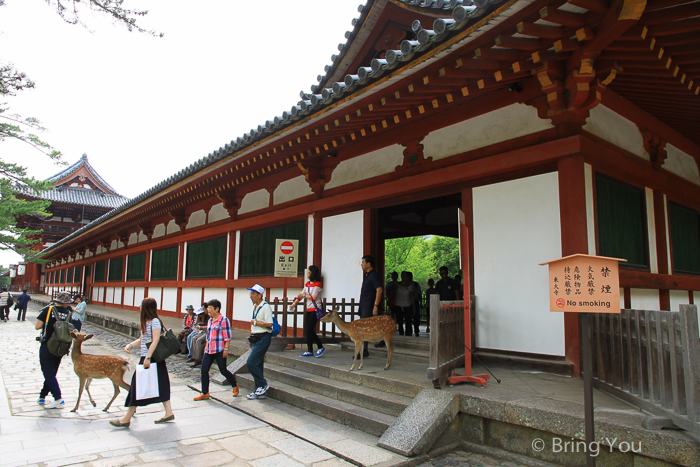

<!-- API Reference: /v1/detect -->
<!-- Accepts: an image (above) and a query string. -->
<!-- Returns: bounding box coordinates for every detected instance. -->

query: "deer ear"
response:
[86,334,94,340]
[70,331,76,338]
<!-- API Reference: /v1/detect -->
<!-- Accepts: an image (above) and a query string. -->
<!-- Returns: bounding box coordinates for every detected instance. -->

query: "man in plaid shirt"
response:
[194,299,239,400]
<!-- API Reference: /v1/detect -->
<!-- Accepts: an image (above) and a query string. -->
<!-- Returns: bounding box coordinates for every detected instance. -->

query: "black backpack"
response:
[46,307,75,357]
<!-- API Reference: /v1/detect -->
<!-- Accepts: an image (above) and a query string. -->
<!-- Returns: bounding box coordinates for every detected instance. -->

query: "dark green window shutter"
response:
[152,247,178,280]
[596,174,648,268]
[127,253,146,281]
[59,269,65,284]
[94,261,106,282]
[66,267,73,283]
[74,266,82,283]
[108,258,123,282]
[186,236,227,279]
[240,221,306,277]
[669,202,700,275]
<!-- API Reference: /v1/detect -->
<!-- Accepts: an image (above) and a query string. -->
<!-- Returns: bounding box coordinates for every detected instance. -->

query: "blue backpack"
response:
[254,302,281,337]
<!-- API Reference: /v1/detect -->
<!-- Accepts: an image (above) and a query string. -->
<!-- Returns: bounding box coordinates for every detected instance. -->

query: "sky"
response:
[0,0,364,268]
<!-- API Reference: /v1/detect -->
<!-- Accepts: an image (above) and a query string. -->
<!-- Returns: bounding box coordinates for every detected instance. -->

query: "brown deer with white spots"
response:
[70,331,130,412]
[321,308,397,371]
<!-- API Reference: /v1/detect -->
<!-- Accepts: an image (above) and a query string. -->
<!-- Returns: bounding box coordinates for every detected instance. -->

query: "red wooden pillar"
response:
[363,209,378,257]
[227,232,236,320]
[558,156,587,377]
[461,188,475,297]
[653,189,670,310]
[313,213,323,271]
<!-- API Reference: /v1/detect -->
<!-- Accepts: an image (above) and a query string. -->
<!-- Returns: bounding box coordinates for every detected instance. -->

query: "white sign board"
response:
[274,239,299,278]
[17,265,26,276]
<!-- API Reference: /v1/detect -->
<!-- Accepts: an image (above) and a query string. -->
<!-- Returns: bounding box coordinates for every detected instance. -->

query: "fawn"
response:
[70,331,131,413]
[320,308,397,371]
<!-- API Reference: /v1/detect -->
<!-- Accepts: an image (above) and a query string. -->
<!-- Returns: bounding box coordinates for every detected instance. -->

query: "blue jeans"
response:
[201,351,236,394]
[247,333,271,390]
[39,344,63,400]
[187,330,199,353]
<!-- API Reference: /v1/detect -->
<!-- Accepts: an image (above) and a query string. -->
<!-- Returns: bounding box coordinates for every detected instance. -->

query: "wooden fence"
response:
[591,304,700,439]
[268,296,359,344]
[426,295,471,387]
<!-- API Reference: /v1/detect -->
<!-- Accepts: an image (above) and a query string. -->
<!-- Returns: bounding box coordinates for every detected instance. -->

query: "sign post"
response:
[274,238,299,313]
[539,254,626,467]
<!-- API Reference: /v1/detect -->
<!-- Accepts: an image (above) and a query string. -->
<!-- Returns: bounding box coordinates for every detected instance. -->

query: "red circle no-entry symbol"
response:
[556,298,565,308]
[280,241,294,255]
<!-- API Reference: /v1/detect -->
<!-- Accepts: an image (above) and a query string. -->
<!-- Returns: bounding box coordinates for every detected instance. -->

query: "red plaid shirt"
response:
[205,314,232,354]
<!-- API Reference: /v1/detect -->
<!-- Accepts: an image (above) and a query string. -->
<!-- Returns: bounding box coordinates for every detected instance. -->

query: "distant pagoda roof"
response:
[13,154,128,209]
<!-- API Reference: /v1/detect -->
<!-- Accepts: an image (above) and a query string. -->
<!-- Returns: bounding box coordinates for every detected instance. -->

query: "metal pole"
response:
[581,313,596,467]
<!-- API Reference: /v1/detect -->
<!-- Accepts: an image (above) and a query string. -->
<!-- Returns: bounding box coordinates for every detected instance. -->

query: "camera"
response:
[36,335,43,342]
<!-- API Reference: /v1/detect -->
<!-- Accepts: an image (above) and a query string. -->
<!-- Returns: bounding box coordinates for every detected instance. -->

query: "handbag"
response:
[310,298,327,320]
[135,363,159,400]
[146,319,180,363]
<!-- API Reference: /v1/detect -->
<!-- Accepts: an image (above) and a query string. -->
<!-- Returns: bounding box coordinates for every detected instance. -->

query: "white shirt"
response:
[251,301,272,334]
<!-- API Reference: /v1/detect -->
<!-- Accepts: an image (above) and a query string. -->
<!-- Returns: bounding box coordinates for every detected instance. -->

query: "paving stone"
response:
[249,453,306,467]
[88,454,139,467]
[139,448,183,462]
[268,437,335,463]
[217,435,277,460]
[179,437,211,446]
[245,427,293,443]
[99,448,140,458]
[45,455,99,467]
[142,442,180,452]
[323,439,395,466]
[176,450,236,467]
[177,441,223,456]
[311,459,355,467]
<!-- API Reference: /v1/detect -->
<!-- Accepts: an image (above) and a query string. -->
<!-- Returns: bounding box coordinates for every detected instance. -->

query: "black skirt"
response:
[124,356,171,407]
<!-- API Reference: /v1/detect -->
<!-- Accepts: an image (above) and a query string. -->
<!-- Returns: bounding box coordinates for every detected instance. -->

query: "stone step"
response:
[339,342,430,364]
[254,362,413,417]
[259,347,425,398]
[390,337,430,351]
[235,373,397,437]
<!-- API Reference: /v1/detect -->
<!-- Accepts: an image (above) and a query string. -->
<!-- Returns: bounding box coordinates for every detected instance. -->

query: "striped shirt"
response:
[205,314,232,354]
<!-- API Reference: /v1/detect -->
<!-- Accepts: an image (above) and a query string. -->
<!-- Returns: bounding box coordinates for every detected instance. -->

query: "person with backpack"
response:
[110,297,174,427]
[35,291,75,409]
[15,289,31,321]
[246,284,273,400]
[0,287,13,322]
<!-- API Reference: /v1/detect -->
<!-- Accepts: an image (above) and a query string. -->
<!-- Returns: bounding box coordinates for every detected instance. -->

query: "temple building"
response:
[38,0,700,375]
[10,154,126,292]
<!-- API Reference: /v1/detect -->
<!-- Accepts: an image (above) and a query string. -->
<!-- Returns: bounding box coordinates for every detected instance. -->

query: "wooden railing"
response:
[269,297,359,343]
[591,305,700,439]
[426,295,466,387]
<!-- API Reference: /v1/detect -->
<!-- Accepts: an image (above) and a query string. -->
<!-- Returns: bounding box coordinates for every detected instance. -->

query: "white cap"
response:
[247,284,264,295]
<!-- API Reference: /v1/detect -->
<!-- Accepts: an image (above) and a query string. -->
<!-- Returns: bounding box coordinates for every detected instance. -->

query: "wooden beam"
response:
[639,2,700,26]
[517,21,565,39]
[567,0,610,13]
[474,47,524,61]
[494,35,543,51]
[540,6,590,28]
[647,17,700,36]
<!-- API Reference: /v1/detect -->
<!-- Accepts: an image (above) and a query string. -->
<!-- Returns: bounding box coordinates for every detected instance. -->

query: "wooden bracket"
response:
[216,191,242,219]
[298,162,335,198]
[640,127,668,169]
[138,224,154,241]
[168,210,190,231]
[396,136,431,171]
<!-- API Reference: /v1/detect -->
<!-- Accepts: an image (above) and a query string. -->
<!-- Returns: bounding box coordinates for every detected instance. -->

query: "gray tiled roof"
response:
[46,154,122,196]
[13,185,127,209]
[42,0,507,255]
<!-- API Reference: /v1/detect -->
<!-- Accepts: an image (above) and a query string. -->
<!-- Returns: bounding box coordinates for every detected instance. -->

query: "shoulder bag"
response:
[146,319,180,362]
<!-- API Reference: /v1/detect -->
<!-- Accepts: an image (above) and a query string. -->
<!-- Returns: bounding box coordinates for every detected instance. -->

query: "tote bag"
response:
[135,363,159,400]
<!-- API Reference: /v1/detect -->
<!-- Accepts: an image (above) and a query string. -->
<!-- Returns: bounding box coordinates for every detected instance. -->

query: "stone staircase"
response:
[223,338,430,438]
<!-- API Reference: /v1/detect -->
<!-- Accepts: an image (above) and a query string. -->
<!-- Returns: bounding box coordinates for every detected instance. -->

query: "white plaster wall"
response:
[134,287,145,306]
[148,287,162,306]
[182,287,203,311]
[583,105,647,160]
[128,233,138,245]
[630,288,660,310]
[274,175,313,205]
[110,240,118,250]
[322,211,364,306]
[94,288,101,302]
[325,145,404,189]
[664,144,700,186]
[233,288,253,323]
[187,210,206,229]
[585,163,596,255]
[424,104,553,162]
[162,287,177,312]
[105,287,115,304]
[204,288,228,315]
[138,232,148,242]
[694,292,700,335]
[166,220,181,235]
[97,246,103,255]
[669,290,690,311]
[239,189,270,215]
[208,203,229,223]
[645,188,658,274]
[473,172,565,356]
[620,288,626,309]
[123,287,134,307]
[153,224,166,239]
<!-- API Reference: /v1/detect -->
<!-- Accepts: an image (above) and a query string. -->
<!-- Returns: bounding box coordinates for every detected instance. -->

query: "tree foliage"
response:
[0,0,160,260]
[384,236,462,290]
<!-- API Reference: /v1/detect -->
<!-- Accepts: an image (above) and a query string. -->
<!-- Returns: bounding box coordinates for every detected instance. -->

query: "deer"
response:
[70,331,131,413]
[320,308,397,371]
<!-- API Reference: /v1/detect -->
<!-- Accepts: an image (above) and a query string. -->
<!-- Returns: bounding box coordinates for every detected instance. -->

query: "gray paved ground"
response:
[0,302,521,467]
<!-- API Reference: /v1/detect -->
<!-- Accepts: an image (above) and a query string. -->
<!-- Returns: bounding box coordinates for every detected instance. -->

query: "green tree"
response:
[0,0,160,259]
[384,235,462,291]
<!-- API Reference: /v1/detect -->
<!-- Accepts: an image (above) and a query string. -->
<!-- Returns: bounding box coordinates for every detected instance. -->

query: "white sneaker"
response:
[45,399,65,409]
[255,385,270,395]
